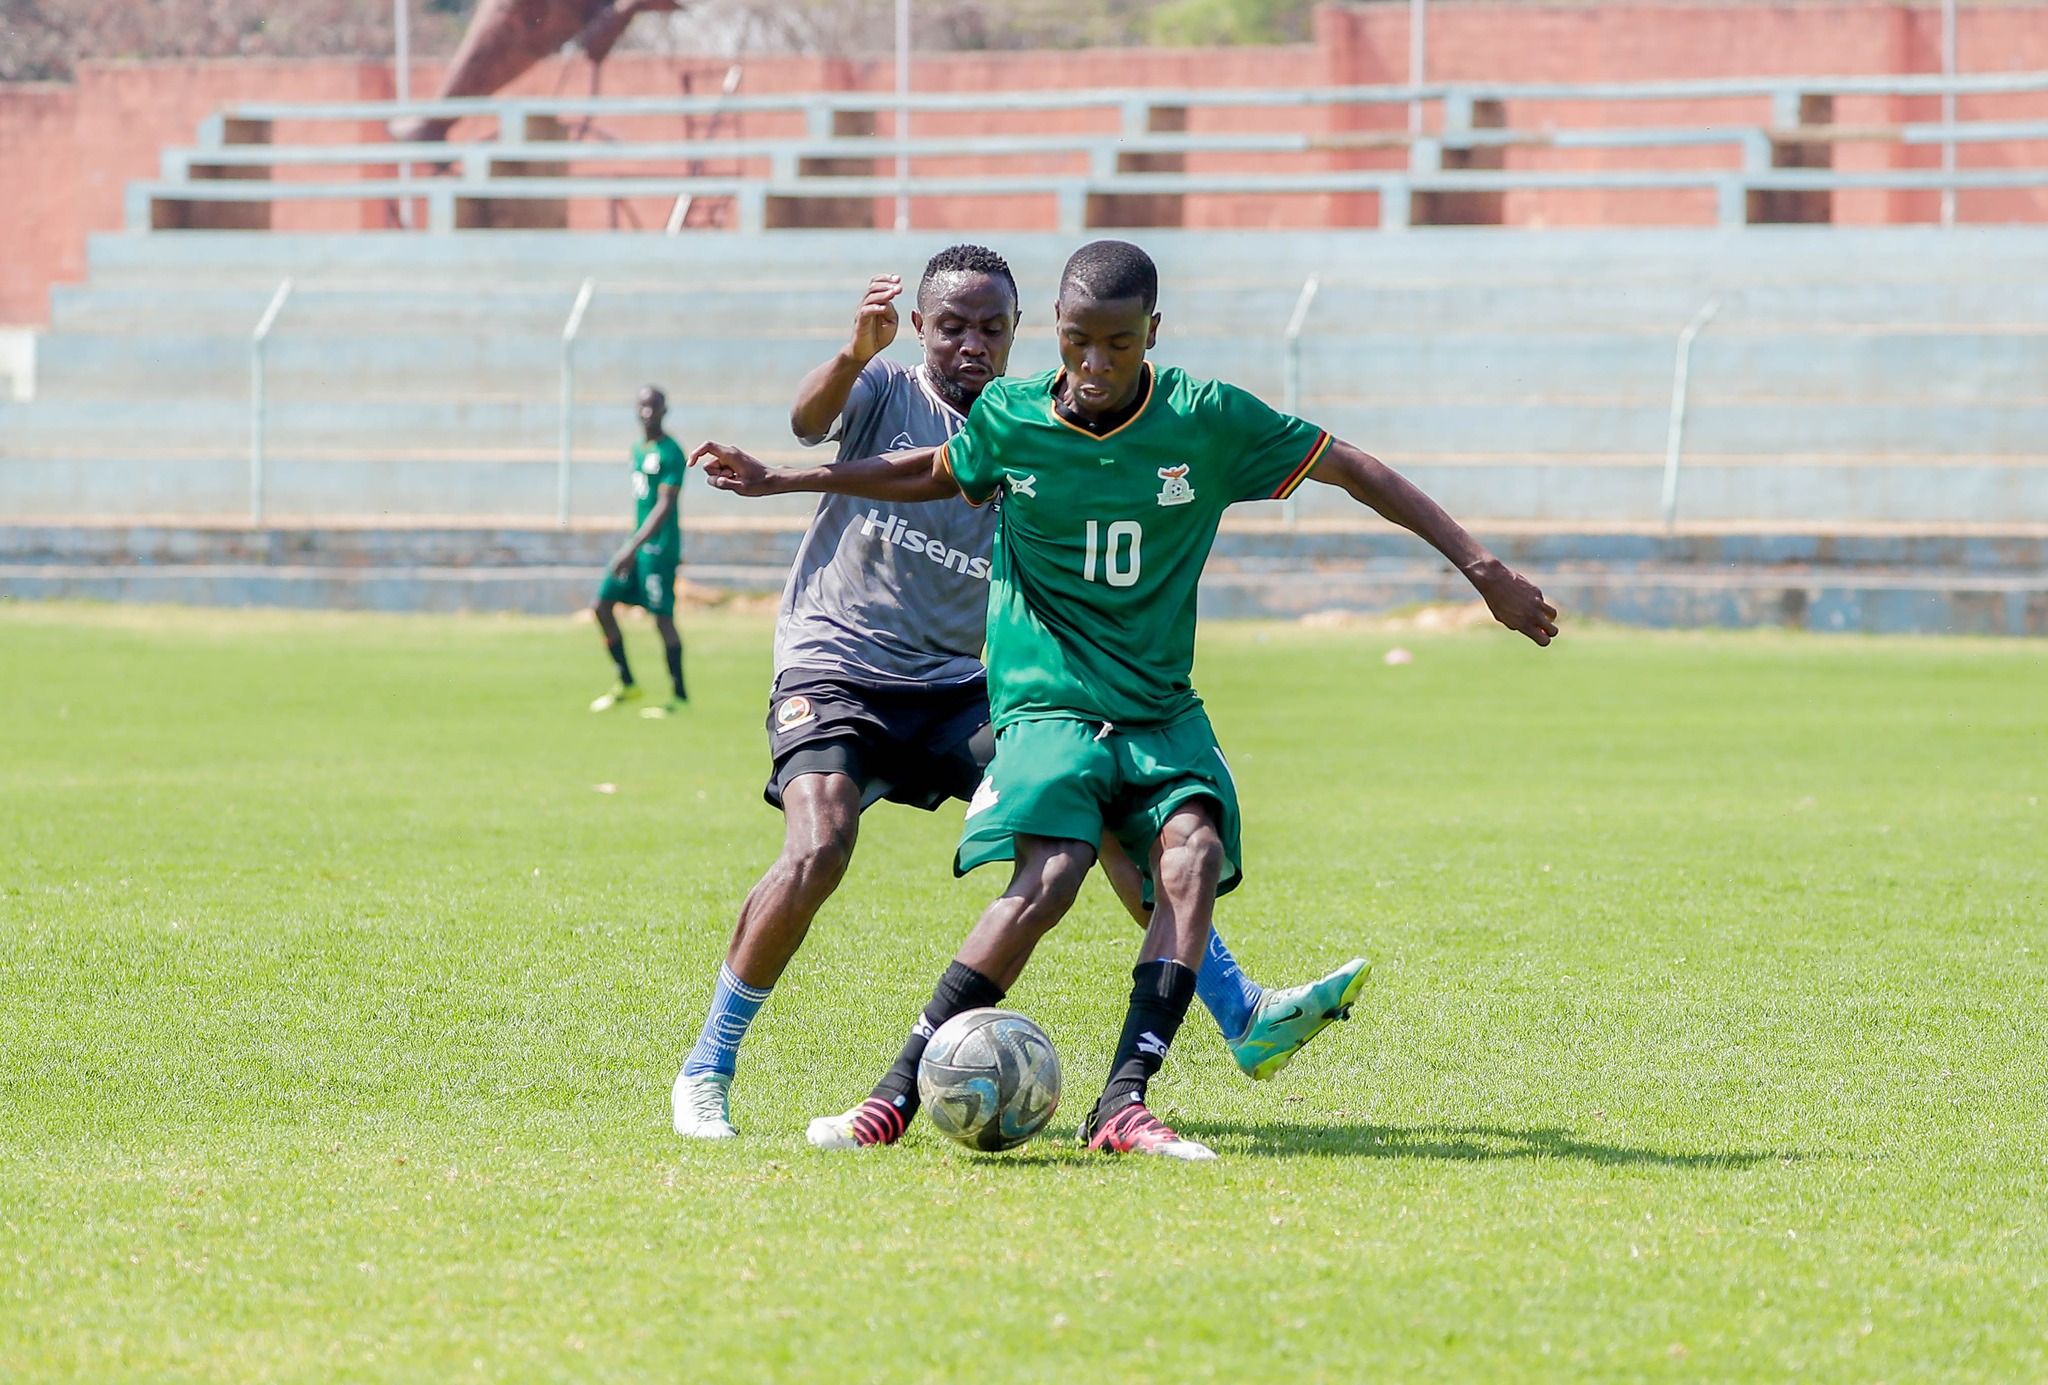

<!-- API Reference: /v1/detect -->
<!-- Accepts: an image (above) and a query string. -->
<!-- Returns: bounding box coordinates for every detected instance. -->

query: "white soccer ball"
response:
[916,1008,1063,1152]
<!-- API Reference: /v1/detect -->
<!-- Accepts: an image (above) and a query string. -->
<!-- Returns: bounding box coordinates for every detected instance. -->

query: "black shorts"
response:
[763,670,993,813]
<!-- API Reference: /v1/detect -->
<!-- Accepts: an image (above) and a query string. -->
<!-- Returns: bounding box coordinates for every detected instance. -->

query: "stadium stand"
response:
[1,77,2044,633]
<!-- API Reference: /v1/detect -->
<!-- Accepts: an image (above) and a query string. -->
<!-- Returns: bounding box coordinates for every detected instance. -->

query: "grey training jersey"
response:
[773,357,997,688]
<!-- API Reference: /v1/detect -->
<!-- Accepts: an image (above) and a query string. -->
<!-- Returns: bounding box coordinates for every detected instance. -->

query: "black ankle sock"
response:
[605,636,633,684]
[869,961,1006,1120]
[664,642,686,700]
[1092,958,1198,1128]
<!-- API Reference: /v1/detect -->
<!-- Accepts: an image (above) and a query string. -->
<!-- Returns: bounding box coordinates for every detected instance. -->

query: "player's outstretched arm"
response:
[1310,440,1559,646]
[691,440,962,504]
[790,274,902,444]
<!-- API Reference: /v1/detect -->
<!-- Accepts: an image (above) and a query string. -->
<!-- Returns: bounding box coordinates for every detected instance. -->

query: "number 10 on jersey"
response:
[1082,520,1143,587]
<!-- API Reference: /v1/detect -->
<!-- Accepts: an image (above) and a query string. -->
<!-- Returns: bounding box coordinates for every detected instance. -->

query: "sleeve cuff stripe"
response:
[1271,432,1331,500]
[937,444,991,507]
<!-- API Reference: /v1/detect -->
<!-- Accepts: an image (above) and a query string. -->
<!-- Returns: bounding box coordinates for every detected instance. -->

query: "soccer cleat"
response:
[806,1097,907,1151]
[672,1070,738,1140]
[589,681,642,712]
[1083,1101,1217,1161]
[1229,956,1373,1081]
[639,699,686,719]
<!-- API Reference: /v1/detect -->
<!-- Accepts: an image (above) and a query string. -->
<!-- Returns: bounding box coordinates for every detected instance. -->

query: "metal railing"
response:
[247,278,293,524]
[558,278,595,528]
[128,71,2048,235]
[1660,296,1721,535]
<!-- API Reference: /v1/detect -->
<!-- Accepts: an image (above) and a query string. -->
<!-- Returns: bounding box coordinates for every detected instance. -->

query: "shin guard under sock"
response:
[867,960,1006,1122]
[605,636,633,684]
[1093,958,1199,1126]
[664,642,687,700]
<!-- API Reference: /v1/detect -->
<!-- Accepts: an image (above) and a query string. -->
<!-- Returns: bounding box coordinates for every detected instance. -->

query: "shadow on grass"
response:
[1175,1121,1797,1169]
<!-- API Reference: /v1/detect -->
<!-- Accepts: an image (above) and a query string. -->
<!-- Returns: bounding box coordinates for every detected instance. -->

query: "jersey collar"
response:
[1048,362,1154,441]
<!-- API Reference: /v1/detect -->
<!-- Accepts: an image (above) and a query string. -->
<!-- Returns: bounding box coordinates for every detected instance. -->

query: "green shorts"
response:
[595,548,679,618]
[956,711,1244,902]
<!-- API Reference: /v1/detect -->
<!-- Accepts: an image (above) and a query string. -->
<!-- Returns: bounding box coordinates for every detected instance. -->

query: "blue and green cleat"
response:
[1228,957,1373,1080]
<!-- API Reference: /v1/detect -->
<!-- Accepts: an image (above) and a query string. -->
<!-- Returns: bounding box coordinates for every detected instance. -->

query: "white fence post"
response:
[894,0,911,233]
[249,278,293,526]
[1281,275,1321,528]
[558,277,595,529]
[1661,296,1720,534]
[393,0,413,229]
[1942,0,1958,227]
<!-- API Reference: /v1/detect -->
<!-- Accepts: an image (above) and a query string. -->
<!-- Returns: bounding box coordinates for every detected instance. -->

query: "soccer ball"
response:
[916,1008,1063,1152]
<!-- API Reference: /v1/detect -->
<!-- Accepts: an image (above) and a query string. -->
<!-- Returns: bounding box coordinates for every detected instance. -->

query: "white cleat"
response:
[672,1070,738,1140]
[805,1098,904,1150]
[805,1113,864,1151]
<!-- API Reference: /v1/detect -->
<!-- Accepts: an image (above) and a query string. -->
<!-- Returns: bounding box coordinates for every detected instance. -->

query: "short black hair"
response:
[1059,239,1158,312]
[919,243,1018,311]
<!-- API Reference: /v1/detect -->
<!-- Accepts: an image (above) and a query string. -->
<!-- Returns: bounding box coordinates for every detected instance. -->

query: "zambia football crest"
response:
[775,695,816,731]
[1156,465,1194,506]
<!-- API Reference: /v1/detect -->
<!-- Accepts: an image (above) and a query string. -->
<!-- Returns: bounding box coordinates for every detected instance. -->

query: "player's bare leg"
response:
[1084,801,1222,1160]
[808,835,1093,1149]
[588,600,643,711]
[953,835,1096,988]
[726,773,862,989]
[640,613,688,717]
[1095,832,1371,1081]
[675,772,862,1138]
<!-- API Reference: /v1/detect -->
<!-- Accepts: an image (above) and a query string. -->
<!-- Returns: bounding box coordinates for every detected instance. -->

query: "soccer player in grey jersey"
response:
[672,245,1368,1139]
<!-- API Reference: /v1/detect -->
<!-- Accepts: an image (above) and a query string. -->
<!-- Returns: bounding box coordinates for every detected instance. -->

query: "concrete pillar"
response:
[1089,105,1189,230]
[152,118,271,231]
[456,114,570,230]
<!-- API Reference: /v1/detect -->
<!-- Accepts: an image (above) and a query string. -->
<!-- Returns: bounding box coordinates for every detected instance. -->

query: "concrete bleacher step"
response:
[81,227,2048,290]
[3,520,2041,635]
[50,278,2048,340]
[36,329,2048,408]
[5,452,2041,526]
[10,395,2048,464]
[10,227,2048,541]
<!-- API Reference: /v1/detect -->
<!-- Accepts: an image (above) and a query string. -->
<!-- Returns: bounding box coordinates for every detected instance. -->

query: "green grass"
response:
[2,602,2044,1382]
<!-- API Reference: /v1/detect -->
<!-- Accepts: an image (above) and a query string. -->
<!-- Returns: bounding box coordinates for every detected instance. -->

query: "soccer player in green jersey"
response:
[590,385,690,718]
[694,240,1557,1160]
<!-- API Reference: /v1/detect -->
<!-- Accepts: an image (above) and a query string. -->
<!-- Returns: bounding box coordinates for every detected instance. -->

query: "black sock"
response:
[1091,959,1199,1129]
[605,636,633,685]
[664,642,686,700]
[868,960,1006,1120]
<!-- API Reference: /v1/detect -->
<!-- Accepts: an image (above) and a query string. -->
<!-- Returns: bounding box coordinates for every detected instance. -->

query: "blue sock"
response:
[1195,928,1265,1044]
[682,963,772,1078]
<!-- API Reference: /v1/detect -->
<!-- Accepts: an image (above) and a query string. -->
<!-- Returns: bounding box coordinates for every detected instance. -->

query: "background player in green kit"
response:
[695,240,1558,1160]
[590,385,689,718]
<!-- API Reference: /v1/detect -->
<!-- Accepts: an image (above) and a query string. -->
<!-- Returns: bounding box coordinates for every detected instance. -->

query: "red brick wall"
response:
[3,3,2045,323]
[1,84,81,326]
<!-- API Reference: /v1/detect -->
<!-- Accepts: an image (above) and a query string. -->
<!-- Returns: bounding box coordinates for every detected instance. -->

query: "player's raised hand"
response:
[848,274,902,363]
[690,440,780,497]
[1467,558,1559,646]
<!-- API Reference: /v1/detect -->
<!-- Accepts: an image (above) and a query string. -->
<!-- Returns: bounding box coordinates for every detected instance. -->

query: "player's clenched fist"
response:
[690,440,780,496]
[1466,558,1559,646]
[848,274,902,363]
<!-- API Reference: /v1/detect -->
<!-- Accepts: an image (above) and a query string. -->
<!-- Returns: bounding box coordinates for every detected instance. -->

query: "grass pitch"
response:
[1,602,2044,1382]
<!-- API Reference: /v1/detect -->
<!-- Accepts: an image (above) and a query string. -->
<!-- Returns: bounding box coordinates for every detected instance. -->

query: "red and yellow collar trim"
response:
[1049,363,1155,441]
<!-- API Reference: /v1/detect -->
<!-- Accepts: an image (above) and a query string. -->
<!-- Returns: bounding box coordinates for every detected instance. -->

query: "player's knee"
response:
[1017,847,1090,922]
[786,827,855,889]
[1160,823,1225,889]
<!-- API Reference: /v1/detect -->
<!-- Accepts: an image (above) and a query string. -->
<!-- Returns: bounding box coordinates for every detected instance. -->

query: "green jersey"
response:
[630,436,687,556]
[938,363,1330,729]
